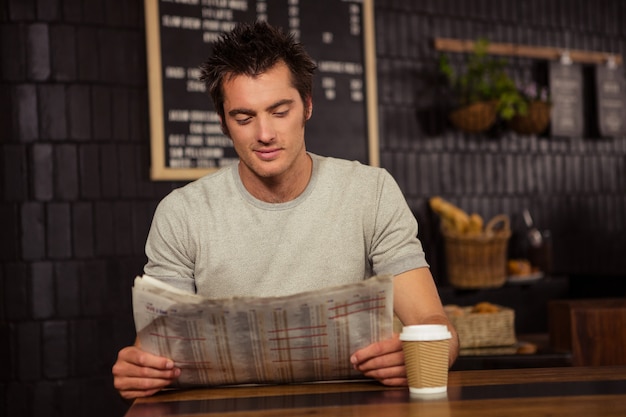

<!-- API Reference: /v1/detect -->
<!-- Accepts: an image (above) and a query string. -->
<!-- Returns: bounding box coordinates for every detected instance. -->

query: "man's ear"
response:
[305,96,313,120]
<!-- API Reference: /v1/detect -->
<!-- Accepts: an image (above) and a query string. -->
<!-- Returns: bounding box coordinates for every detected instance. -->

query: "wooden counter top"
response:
[126,366,626,417]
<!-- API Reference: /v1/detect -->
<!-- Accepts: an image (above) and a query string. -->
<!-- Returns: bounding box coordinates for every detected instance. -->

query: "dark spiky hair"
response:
[199,21,317,129]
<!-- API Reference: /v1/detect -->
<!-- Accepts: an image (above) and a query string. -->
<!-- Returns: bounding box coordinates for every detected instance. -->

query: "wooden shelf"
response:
[434,37,622,65]
[451,333,572,371]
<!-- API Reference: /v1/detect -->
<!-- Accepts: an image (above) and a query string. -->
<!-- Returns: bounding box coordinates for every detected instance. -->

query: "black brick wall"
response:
[1,1,177,416]
[374,0,626,282]
[1,1,625,417]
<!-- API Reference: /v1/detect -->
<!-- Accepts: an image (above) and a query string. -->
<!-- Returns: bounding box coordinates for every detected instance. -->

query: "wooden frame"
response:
[144,0,380,181]
[363,0,380,168]
[434,37,622,65]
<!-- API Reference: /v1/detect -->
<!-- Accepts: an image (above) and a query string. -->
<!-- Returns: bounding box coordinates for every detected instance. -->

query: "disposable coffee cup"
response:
[400,324,451,395]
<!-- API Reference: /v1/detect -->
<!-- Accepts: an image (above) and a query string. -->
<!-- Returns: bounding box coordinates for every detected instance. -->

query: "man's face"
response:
[221,62,312,181]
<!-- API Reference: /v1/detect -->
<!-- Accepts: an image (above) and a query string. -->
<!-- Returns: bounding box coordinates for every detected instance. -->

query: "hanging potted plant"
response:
[439,39,527,133]
[509,82,551,135]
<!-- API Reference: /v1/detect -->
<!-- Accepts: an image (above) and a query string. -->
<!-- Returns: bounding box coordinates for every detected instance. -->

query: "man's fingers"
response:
[378,377,408,387]
[118,346,176,371]
[353,350,404,372]
[349,335,408,385]
[118,386,164,400]
[350,336,404,371]
[112,359,180,385]
[360,363,406,380]
[112,345,181,399]
[114,371,180,399]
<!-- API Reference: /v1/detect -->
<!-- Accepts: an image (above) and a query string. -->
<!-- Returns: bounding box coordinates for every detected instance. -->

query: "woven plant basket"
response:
[449,100,497,133]
[509,100,551,135]
[443,214,511,289]
[447,306,516,348]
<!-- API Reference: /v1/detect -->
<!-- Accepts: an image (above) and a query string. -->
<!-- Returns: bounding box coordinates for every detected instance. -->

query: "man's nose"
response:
[256,116,276,143]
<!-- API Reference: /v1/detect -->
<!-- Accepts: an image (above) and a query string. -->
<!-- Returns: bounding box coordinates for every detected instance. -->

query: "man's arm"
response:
[393,267,459,366]
[350,267,459,385]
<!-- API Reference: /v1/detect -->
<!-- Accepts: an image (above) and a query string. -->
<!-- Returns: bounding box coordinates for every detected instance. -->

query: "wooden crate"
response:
[548,298,626,366]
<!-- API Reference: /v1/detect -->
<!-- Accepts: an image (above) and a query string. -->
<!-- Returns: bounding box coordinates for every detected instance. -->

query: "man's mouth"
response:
[255,148,281,160]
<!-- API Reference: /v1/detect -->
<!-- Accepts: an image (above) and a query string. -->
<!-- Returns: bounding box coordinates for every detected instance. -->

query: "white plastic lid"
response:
[399,324,452,341]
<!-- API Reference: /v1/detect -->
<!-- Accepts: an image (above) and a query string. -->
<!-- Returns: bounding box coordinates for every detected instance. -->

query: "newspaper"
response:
[132,274,394,387]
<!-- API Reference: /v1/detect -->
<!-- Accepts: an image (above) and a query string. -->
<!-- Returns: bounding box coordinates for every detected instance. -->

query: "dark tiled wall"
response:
[1,1,626,417]
[374,0,626,281]
[1,1,180,416]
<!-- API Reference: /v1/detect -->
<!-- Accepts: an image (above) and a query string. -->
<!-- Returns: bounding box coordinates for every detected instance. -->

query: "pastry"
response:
[472,302,500,314]
[507,259,532,276]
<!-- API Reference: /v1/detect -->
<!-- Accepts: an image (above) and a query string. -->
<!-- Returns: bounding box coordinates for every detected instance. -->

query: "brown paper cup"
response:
[400,325,451,395]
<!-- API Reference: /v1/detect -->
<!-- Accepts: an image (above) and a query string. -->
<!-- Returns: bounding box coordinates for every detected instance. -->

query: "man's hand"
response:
[350,334,407,386]
[112,345,181,399]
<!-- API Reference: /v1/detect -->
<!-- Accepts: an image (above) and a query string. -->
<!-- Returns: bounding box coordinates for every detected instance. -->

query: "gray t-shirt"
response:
[144,153,428,298]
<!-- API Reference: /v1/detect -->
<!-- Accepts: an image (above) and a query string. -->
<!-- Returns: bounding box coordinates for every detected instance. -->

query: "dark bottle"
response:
[522,209,552,274]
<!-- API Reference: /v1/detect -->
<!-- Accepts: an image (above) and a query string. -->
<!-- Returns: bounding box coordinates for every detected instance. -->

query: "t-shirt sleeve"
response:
[369,169,429,276]
[143,190,197,294]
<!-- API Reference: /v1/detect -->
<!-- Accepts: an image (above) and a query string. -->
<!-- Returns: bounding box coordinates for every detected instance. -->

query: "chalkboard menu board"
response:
[549,61,584,137]
[595,65,626,137]
[144,0,378,180]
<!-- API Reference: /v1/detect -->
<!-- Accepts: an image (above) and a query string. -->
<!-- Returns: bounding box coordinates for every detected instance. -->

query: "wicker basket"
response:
[449,100,497,133]
[443,214,511,289]
[509,100,551,135]
[447,306,516,348]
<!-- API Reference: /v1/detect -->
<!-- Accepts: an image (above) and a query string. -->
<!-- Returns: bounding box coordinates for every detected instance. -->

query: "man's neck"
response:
[240,154,313,203]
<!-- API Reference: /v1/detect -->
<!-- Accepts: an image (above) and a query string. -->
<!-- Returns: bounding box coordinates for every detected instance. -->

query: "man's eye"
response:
[236,117,252,125]
[274,110,288,117]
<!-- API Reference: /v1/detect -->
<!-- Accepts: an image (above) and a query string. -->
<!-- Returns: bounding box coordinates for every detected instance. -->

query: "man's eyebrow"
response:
[228,108,255,117]
[227,99,295,117]
[267,99,294,112]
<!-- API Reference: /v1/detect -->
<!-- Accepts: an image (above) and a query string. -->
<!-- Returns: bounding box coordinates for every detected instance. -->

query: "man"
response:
[113,21,458,399]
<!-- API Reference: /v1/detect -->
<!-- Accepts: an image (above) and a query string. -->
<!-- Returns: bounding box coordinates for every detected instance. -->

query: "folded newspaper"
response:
[132,274,394,386]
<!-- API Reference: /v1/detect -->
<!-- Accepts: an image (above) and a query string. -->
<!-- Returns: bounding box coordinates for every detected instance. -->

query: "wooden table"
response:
[125,366,626,417]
